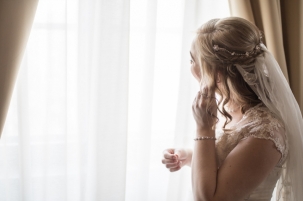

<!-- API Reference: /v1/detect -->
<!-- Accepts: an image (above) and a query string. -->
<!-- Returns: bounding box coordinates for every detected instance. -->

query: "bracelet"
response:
[194,136,217,141]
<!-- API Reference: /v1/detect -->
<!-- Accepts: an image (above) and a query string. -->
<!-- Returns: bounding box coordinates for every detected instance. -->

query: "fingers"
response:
[193,91,207,108]
[163,148,187,160]
[174,150,182,159]
[169,166,181,172]
[193,86,217,109]
[174,149,188,160]
[165,161,182,169]
[192,86,218,129]
[196,89,208,102]
[162,149,183,172]
[162,154,179,166]
[201,86,208,97]
[200,85,216,99]
[161,158,177,165]
[162,158,182,172]
[163,149,177,160]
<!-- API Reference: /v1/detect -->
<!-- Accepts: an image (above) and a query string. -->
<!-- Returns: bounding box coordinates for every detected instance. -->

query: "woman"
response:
[162,17,303,201]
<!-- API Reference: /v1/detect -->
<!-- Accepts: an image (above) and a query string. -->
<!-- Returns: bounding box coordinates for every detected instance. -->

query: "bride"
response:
[162,17,303,201]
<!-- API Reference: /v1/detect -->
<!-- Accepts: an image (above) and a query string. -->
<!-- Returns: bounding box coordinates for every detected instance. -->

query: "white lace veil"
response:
[234,44,303,201]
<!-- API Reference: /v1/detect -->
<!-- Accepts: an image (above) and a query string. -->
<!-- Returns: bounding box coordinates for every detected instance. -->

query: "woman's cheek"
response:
[191,64,201,81]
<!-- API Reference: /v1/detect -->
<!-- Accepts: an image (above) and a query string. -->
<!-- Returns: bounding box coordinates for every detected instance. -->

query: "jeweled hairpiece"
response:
[213,44,261,57]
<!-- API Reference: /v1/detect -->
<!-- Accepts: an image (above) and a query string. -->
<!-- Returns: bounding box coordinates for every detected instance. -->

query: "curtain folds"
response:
[229,0,303,112]
[0,0,39,137]
[0,0,229,200]
[280,0,303,113]
[0,1,129,200]
[77,0,130,200]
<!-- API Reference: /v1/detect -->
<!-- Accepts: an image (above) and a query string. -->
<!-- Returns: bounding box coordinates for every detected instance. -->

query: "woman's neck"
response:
[218,98,244,129]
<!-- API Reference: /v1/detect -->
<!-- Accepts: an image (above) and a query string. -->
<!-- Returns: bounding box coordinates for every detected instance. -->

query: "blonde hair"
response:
[194,17,264,128]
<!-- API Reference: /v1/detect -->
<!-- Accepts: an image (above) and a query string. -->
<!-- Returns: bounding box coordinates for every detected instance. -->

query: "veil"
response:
[234,44,303,201]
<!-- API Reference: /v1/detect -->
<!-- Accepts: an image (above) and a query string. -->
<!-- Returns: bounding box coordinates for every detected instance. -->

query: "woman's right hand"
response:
[162,148,192,172]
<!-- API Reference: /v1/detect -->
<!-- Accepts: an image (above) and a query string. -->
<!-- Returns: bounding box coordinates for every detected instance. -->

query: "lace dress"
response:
[215,103,288,201]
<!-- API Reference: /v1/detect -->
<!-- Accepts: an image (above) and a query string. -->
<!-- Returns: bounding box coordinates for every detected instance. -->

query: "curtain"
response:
[229,1,303,200]
[126,1,229,200]
[0,0,229,200]
[280,0,303,113]
[229,0,303,112]
[0,0,39,137]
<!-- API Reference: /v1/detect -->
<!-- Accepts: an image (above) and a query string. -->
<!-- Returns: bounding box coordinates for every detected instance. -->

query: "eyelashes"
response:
[190,59,194,64]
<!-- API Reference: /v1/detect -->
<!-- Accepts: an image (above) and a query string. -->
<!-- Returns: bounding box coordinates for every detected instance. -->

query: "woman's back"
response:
[216,103,288,200]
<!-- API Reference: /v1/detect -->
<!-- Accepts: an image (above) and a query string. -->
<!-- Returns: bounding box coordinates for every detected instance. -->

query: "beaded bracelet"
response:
[194,136,217,141]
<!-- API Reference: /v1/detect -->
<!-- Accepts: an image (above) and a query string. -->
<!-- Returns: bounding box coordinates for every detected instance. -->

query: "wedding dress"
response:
[216,103,288,201]
[231,44,303,200]
[188,43,302,200]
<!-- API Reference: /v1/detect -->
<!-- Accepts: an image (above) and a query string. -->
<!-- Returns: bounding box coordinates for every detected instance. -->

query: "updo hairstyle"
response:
[194,17,264,128]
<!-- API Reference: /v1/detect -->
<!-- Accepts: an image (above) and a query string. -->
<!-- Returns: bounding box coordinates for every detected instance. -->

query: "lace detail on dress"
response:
[216,103,288,167]
[241,105,288,166]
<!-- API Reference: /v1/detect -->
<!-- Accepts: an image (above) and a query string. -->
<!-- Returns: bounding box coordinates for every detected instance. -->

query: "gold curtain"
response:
[229,0,303,112]
[0,0,39,137]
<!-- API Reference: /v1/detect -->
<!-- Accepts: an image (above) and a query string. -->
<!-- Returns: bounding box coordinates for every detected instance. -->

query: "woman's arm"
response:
[192,133,281,201]
[191,89,281,201]
[191,128,217,201]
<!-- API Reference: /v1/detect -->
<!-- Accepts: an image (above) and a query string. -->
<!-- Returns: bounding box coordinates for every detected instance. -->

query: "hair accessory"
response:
[194,136,217,141]
[213,44,261,57]
[255,45,261,50]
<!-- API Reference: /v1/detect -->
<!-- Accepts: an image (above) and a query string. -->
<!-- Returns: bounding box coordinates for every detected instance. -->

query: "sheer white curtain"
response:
[0,0,229,200]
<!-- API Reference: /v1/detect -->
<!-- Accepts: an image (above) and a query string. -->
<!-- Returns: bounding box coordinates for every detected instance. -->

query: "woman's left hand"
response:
[192,86,217,131]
